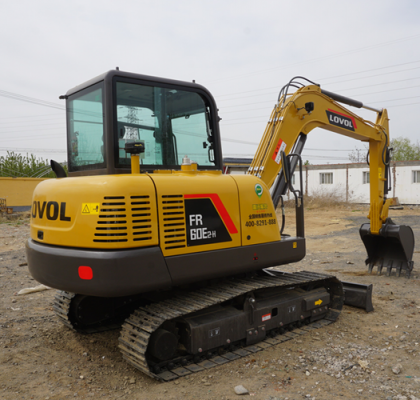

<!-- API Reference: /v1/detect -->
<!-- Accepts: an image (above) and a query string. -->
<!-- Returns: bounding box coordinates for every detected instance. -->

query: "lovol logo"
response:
[326,109,356,132]
[32,201,71,221]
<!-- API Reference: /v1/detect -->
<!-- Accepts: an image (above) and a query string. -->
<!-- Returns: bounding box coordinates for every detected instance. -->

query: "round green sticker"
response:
[255,184,263,198]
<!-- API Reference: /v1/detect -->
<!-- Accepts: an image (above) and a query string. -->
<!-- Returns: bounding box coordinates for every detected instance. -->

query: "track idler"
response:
[360,218,415,278]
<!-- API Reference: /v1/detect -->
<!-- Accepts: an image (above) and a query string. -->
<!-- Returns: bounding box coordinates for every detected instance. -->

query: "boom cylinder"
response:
[321,89,382,113]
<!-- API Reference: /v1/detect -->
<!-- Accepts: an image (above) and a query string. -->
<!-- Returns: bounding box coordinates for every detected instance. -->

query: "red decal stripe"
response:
[184,193,238,234]
[327,108,358,129]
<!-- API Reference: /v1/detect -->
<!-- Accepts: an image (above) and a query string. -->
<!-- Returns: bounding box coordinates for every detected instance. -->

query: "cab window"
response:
[115,81,215,169]
[67,82,105,171]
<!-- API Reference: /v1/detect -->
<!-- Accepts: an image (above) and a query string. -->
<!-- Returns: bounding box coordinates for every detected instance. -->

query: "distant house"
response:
[223,158,420,204]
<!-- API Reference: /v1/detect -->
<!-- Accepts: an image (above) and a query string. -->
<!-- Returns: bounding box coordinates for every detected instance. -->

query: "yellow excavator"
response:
[26,71,414,381]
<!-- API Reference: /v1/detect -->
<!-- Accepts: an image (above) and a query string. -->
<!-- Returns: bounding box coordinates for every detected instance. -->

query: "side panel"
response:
[30,175,159,249]
[231,175,281,245]
[151,173,241,257]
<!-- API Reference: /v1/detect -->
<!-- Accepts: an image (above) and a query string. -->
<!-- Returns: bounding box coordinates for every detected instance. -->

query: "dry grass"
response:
[282,190,368,211]
[0,211,31,225]
[303,193,350,209]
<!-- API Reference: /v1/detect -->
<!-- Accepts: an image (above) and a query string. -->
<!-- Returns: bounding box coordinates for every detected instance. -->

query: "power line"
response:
[0,114,63,121]
[218,77,420,122]
[385,101,420,108]
[348,84,420,99]
[316,60,420,82]
[217,84,420,115]
[1,68,418,130]
[370,95,420,104]
[216,75,420,106]
[0,121,65,129]
[218,82,420,115]
[0,130,65,139]
[333,76,420,94]
[215,60,420,99]
[3,133,65,142]
[0,147,66,153]
[320,66,420,87]
[0,90,64,110]
[220,99,420,126]
[206,33,420,84]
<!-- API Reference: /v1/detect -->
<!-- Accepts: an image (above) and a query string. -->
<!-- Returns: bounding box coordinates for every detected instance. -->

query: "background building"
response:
[223,159,420,205]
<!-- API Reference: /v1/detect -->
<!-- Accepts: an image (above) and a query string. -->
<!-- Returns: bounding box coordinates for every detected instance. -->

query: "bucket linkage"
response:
[360,218,415,278]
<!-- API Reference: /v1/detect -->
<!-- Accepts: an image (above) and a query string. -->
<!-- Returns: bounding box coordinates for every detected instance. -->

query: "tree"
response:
[348,146,368,163]
[348,137,420,163]
[0,151,65,178]
[390,137,420,161]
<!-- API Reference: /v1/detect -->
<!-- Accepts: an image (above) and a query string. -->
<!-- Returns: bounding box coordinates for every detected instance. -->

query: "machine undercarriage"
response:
[53,270,343,381]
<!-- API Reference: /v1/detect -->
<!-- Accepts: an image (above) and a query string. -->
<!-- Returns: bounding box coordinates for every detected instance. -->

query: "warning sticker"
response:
[272,138,287,164]
[81,203,100,215]
[262,313,271,322]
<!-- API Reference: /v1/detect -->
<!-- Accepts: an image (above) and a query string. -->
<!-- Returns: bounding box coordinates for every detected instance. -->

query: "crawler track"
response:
[118,270,343,381]
[53,291,78,330]
[53,291,131,333]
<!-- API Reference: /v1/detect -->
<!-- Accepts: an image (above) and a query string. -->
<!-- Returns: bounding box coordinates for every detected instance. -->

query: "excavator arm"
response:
[248,79,414,277]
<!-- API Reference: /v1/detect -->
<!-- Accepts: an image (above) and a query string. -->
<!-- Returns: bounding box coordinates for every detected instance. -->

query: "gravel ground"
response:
[1,207,420,400]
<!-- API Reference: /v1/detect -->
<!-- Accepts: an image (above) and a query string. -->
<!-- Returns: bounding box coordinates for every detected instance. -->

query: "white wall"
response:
[299,163,420,204]
[226,161,420,204]
[346,167,370,203]
[394,165,420,204]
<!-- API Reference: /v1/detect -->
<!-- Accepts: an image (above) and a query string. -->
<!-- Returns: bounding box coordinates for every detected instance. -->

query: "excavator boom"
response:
[248,78,414,277]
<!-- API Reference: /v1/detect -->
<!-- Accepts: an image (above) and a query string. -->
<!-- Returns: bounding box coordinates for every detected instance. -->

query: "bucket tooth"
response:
[406,261,414,278]
[377,262,383,276]
[386,260,393,277]
[367,262,374,274]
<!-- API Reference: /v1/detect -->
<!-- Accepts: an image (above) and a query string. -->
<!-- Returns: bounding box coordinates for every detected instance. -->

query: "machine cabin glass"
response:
[67,82,105,172]
[115,81,216,170]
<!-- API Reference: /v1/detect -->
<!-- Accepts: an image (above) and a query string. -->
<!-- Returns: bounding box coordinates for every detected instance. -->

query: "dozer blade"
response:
[342,281,373,312]
[360,218,415,278]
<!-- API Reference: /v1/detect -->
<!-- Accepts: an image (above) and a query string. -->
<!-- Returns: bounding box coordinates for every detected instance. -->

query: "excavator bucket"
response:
[360,218,415,278]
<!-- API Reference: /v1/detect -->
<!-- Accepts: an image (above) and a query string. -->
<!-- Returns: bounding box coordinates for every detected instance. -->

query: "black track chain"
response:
[118,271,343,381]
[53,291,76,330]
[52,291,122,333]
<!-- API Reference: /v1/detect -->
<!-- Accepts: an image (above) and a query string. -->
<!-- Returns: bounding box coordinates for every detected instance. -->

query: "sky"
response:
[1,0,420,170]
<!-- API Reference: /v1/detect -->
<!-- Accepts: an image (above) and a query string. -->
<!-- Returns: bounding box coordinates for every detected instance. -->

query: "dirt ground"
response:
[1,205,420,400]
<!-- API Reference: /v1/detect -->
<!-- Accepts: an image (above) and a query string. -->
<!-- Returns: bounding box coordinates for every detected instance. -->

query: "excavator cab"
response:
[62,70,223,177]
